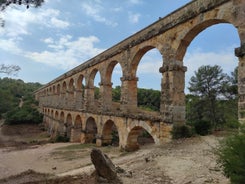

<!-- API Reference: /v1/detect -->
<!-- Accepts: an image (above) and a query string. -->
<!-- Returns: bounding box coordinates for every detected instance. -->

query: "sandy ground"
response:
[0,124,229,184]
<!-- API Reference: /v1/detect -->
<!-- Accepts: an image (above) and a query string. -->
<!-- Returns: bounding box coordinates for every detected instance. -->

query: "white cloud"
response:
[81,2,118,27]
[25,35,105,70]
[0,38,22,54]
[1,8,69,37]
[184,49,238,91]
[50,17,70,29]
[128,12,141,24]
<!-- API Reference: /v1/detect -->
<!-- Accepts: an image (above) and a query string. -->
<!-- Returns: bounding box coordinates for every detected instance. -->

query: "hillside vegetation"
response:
[0,77,43,124]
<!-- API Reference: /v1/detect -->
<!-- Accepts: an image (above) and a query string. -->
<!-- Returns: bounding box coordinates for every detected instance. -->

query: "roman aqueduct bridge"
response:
[35,0,245,151]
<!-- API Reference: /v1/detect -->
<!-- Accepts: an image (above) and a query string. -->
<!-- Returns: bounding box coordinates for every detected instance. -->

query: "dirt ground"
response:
[0,123,230,184]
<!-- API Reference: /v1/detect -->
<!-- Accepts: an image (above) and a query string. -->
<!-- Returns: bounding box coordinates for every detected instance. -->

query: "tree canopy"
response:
[0,77,42,120]
[187,65,238,133]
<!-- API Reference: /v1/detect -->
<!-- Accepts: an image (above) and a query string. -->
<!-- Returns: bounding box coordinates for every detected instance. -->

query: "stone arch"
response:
[102,120,119,146]
[126,126,155,151]
[52,85,56,95]
[71,115,82,142]
[175,19,236,61]
[76,74,85,89]
[126,121,156,151]
[105,60,123,84]
[85,117,98,143]
[88,68,102,103]
[55,111,59,120]
[62,81,67,93]
[59,111,65,134]
[51,110,54,117]
[76,74,86,103]
[49,87,52,95]
[131,45,162,77]
[88,68,101,87]
[65,113,73,140]
[104,60,123,107]
[57,84,60,95]
[68,78,75,93]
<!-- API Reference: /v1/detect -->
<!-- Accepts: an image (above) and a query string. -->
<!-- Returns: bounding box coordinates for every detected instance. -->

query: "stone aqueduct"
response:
[35,0,245,151]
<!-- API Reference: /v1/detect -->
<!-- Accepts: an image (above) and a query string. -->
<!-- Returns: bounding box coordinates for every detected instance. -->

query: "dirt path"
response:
[0,124,229,183]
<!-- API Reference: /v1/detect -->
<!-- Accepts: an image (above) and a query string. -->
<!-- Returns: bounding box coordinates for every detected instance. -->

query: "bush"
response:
[216,125,245,184]
[225,120,241,129]
[193,120,212,136]
[5,106,43,125]
[171,124,193,139]
[53,134,70,143]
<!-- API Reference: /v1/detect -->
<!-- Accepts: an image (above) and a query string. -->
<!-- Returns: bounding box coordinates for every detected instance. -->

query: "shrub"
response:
[171,124,193,139]
[53,134,70,143]
[5,106,43,125]
[193,120,212,136]
[225,120,241,129]
[216,125,245,184]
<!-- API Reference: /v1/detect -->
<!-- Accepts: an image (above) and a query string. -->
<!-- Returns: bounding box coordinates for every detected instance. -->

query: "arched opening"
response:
[62,81,67,93]
[93,70,101,100]
[68,78,75,94]
[102,120,119,146]
[85,117,97,143]
[77,74,86,97]
[133,47,162,112]
[65,113,72,140]
[106,61,123,110]
[52,85,56,95]
[126,126,154,151]
[59,111,65,134]
[57,84,60,95]
[55,111,59,120]
[72,115,82,142]
[87,69,101,110]
[181,22,240,131]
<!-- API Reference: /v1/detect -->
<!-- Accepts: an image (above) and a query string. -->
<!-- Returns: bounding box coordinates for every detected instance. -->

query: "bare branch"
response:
[0,64,21,76]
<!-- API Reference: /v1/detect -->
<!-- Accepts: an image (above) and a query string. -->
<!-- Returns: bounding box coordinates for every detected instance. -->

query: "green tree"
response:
[0,77,42,118]
[188,65,229,130]
[217,125,245,184]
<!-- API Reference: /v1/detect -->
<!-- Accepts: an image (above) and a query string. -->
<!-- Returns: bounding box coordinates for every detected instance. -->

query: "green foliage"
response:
[217,125,245,184]
[53,134,70,143]
[0,77,43,124]
[137,88,160,111]
[171,124,193,139]
[187,66,238,134]
[192,120,212,136]
[112,86,121,102]
[112,86,161,111]
[5,105,43,124]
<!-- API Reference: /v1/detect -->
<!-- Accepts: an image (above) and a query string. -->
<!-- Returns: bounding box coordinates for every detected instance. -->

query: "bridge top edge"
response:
[35,0,231,93]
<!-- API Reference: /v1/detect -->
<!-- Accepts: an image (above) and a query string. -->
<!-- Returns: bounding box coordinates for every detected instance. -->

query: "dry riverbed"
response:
[0,124,229,184]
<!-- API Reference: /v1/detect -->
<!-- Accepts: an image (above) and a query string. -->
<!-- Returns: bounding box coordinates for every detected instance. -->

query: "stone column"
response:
[99,82,113,112]
[84,86,95,111]
[159,60,187,124]
[235,43,245,124]
[120,76,138,113]
[75,89,84,110]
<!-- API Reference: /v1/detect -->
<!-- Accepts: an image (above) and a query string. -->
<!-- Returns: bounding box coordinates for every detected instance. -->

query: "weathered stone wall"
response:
[35,0,245,147]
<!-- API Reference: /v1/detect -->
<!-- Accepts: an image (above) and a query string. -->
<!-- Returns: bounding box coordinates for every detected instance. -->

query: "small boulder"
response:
[91,148,122,183]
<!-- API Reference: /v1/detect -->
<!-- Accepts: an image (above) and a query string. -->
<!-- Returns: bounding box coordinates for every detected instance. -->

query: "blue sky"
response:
[0,0,240,92]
